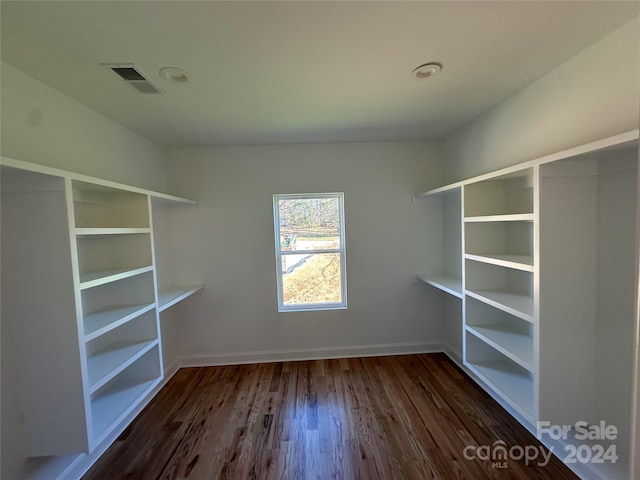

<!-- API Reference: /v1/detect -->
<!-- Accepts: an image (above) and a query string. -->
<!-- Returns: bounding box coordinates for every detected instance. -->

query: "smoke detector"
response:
[102,63,165,94]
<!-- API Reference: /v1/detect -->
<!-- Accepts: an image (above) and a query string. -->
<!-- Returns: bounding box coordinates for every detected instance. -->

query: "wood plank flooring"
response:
[83,354,578,479]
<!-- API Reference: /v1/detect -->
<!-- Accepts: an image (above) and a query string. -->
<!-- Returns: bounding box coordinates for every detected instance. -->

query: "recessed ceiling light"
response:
[412,62,443,80]
[159,67,190,84]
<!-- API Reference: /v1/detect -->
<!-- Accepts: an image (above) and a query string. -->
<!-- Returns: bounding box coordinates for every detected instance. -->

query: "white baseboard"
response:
[163,356,181,381]
[442,343,462,365]
[179,341,444,367]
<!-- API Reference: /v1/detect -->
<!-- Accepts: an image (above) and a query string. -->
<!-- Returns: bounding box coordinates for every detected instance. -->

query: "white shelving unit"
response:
[465,295,534,372]
[0,156,201,457]
[89,346,161,444]
[466,325,533,370]
[464,213,534,273]
[83,303,156,341]
[87,340,158,392]
[463,169,534,217]
[462,167,537,419]
[464,213,534,222]
[79,266,155,290]
[151,197,203,314]
[414,186,463,296]
[465,288,534,322]
[413,186,464,357]
[67,179,164,451]
[464,253,533,271]
[75,227,151,235]
[414,130,640,480]
[465,351,535,422]
[414,273,462,299]
[149,194,203,376]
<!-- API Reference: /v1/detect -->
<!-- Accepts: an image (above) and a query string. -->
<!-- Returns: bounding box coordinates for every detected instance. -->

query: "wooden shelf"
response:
[466,289,533,322]
[464,253,533,272]
[415,273,462,298]
[79,266,154,290]
[76,227,151,236]
[91,376,161,443]
[87,340,158,393]
[157,285,204,312]
[84,303,155,341]
[466,360,534,423]
[464,213,534,223]
[466,325,533,371]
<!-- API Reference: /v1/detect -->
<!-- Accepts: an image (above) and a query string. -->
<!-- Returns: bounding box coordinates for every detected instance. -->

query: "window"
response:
[273,193,347,312]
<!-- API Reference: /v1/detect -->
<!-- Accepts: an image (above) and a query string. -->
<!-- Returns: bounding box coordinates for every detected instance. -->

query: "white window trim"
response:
[273,192,347,312]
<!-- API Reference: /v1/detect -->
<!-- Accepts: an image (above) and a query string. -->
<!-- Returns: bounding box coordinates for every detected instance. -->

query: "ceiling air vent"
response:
[102,63,165,94]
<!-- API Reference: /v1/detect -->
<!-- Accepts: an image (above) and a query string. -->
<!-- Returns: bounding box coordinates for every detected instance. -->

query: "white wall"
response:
[1,63,168,480]
[163,141,446,363]
[0,61,167,191]
[443,16,640,182]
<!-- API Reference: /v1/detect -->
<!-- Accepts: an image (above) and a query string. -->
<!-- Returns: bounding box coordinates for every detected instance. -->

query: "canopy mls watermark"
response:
[463,420,619,469]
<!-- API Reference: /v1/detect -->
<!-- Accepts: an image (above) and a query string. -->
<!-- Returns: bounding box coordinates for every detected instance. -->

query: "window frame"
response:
[273,192,347,312]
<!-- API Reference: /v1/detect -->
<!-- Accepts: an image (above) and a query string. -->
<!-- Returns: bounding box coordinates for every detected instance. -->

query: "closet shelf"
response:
[157,284,204,312]
[465,213,534,223]
[87,340,158,394]
[79,266,154,290]
[84,303,155,342]
[415,273,462,298]
[466,360,534,423]
[466,325,533,372]
[465,289,534,323]
[464,253,534,272]
[75,228,151,236]
[91,375,161,444]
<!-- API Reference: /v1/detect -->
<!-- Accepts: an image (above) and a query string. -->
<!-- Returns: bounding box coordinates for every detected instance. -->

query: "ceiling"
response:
[1,1,638,147]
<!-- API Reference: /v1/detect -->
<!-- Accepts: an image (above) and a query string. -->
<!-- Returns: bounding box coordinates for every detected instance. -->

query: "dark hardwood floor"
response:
[83,354,577,479]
